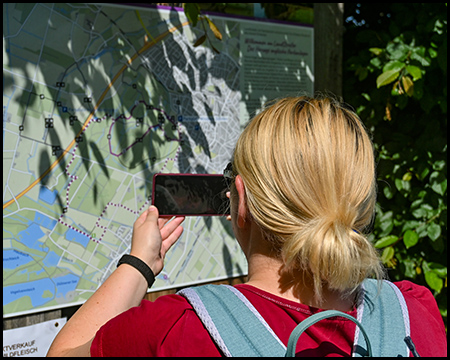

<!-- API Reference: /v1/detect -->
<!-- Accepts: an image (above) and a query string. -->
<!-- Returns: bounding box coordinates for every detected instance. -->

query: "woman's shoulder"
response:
[91,293,221,356]
[393,280,447,357]
[394,279,433,298]
[142,292,192,310]
[393,279,443,321]
[117,292,195,324]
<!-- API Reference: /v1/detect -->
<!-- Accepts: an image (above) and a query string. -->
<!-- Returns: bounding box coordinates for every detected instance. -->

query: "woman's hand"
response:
[130,206,185,276]
[48,205,184,357]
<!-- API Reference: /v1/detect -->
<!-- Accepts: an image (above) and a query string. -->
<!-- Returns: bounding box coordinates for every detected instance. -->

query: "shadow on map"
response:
[4,3,249,283]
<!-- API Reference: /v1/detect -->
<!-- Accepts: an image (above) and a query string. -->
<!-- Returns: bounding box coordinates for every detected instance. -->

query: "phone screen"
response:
[152,174,230,216]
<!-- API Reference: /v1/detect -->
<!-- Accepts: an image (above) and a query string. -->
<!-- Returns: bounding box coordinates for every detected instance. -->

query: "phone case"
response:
[151,173,229,217]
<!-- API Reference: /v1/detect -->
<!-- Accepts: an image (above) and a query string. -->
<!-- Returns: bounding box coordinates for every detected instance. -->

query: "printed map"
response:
[3,3,313,317]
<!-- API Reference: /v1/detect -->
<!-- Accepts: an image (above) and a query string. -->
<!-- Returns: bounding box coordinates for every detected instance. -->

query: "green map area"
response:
[3,3,313,316]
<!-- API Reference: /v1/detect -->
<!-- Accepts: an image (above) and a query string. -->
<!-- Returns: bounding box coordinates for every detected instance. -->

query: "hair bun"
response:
[233,96,384,302]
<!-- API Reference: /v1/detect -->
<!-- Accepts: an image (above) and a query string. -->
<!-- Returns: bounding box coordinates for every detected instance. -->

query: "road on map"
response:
[3,20,190,210]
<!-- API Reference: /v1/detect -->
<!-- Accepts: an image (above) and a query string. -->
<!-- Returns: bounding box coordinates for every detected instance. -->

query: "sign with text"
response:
[3,318,66,357]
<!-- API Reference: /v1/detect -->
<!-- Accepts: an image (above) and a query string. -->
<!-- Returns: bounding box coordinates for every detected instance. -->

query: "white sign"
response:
[3,318,66,357]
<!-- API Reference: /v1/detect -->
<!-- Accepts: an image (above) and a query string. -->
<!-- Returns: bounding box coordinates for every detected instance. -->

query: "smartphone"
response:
[152,173,230,216]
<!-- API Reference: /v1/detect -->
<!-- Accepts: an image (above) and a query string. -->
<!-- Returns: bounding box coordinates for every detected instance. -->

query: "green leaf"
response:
[376,69,401,88]
[183,3,200,27]
[383,60,405,73]
[369,47,383,56]
[411,46,431,66]
[402,172,413,181]
[383,184,395,199]
[395,177,411,194]
[424,270,443,293]
[356,67,368,81]
[412,203,433,219]
[429,171,447,196]
[403,230,419,249]
[427,222,441,241]
[416,165,430,181]
[193,34,207,47]
[205,17,222,41]
[374,235,398,248]
[381,246,395,264]
[386,40,409,61]
[406,65,422,81]
[403,259,417,278]
[395,178,403,191]
[432,160,446,171]
[428,262,447,278]
[401,76,414,97]
[370,57,382,69]
[428,47,438,59]
[377,210,394,236]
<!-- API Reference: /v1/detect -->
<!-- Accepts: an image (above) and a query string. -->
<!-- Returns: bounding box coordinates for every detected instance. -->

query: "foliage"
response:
[183,3,222,53]
[344,3,447,326]
[182,3,314,51]
[183,1,448,328]
[260,3,314,24]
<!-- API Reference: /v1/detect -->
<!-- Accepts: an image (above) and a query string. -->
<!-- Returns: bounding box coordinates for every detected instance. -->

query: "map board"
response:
[3,3,313,317]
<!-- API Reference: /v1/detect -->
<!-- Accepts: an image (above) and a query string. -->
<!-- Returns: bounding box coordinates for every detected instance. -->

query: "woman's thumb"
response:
[135,205,159,227]
[146,205,159,219]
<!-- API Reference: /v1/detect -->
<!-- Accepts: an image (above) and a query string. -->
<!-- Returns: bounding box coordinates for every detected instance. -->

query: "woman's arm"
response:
[47,206,184,357]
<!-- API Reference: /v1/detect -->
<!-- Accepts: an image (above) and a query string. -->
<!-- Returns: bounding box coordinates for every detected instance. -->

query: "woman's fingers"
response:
[160,216,185,240]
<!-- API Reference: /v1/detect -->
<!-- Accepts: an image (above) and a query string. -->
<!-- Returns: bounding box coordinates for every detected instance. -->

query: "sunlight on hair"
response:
[233,96,384,302]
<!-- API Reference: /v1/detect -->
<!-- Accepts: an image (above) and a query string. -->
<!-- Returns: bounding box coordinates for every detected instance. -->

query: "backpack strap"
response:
[179,280,418,357]
[286,310,373,357]
[178,284,286,357]
[353,279,415,357]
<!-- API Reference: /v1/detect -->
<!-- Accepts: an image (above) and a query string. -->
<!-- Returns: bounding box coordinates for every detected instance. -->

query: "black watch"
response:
[117,254,155,288]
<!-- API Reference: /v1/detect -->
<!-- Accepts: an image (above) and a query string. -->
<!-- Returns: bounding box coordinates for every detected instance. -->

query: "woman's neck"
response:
[245,250,357,312]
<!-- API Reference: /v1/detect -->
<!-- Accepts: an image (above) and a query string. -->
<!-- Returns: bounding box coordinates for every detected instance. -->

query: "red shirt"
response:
[90,280,446,357]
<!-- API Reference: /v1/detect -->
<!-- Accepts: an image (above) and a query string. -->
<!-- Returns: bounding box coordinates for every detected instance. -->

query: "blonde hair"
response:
[233,96,384,301]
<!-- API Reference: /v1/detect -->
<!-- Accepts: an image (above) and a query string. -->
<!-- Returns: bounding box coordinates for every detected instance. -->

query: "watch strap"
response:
[117,254,155,288]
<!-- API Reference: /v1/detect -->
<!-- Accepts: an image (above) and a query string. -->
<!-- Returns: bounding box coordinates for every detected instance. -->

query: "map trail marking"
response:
[3,20,189,210]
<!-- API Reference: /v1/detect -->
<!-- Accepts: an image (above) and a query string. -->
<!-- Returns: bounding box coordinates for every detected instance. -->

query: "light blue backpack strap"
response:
[353,279,414,357]
[178,284,286,357]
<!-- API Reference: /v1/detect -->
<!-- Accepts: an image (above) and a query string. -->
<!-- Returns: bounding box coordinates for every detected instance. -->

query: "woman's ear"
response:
[234,175,248,228]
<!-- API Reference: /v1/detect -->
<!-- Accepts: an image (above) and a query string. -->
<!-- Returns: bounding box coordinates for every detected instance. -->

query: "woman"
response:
[48,96,446,356]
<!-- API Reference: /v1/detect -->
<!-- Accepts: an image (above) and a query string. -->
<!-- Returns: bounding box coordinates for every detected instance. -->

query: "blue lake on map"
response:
[17,223,45,251]
[54,273,80,296]
[4,278,55,308]
[3,274,80,309]
[16,212,57,252]
[33,212,57,230]
[39,186,58,205]
[3,249,34,269]
[65,228,90,248]
[42,251,61,267]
